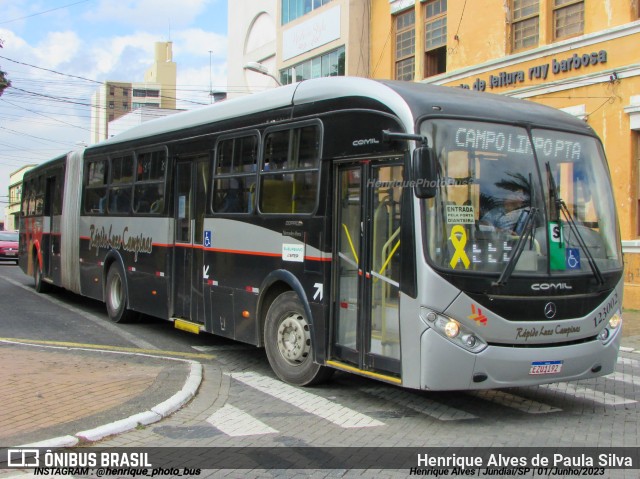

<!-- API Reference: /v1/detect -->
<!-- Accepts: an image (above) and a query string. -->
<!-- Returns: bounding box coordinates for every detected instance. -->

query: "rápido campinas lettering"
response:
[89,224,153,261]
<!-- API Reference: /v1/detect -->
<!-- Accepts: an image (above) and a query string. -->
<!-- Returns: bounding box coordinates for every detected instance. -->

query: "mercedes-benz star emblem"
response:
[544,302,557,319]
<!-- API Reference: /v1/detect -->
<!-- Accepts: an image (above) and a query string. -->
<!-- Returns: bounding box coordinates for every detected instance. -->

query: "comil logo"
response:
[352,138,380,147]
[7,449,39,467]
[531,282,572,291]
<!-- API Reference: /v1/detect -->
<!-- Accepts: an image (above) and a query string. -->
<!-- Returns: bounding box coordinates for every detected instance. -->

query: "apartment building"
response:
[4,164,36,231]
[90,41,177,144]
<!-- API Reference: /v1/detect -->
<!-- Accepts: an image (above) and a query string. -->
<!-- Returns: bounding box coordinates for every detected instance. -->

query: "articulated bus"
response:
[19,77,623,390]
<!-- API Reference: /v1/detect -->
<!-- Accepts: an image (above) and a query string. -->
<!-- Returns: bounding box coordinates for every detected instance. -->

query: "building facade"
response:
[227,0,278,97]
[277,0,370,84]
[227,0,370,93]
[371,0,640,308]
[90,42,177,144]
[4,164,36,231]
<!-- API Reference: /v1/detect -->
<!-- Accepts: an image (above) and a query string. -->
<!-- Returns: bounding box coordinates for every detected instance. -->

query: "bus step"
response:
[173,318,203,335]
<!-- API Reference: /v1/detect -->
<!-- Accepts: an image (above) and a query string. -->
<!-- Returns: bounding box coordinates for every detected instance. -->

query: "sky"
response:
[0,0,229,224]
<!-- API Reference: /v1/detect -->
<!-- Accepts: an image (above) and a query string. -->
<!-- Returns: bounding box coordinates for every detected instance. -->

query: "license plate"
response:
[6,251,16,256]
[529,360,563,375]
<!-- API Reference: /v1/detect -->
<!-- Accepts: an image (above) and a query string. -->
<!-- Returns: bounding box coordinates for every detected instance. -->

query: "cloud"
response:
[85,32,159,81]
[33,31,82,68]
[173,29,227,59]
[86,0,215,29]
[176,61,227,107]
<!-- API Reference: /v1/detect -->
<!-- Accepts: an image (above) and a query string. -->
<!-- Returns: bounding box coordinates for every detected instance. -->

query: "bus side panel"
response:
[78,217,172,320]
[203,217,330,348]
[126,243,171,319]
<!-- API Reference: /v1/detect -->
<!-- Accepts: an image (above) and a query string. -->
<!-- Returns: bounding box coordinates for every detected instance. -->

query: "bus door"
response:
[173,157,209,324]
[43,175,59,279]
[332,158,403,377]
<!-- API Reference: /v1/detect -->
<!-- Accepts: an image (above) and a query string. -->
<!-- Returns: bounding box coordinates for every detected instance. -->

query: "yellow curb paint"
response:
[0,337,215,360]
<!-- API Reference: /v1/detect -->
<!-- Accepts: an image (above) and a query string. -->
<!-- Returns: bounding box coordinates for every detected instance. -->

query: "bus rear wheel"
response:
[264,291,333,386]
[105,264,136,323]
[33,259,50,293]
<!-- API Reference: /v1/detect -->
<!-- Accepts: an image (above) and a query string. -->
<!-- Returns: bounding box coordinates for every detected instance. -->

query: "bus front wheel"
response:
[264,291,333,386]
[105,264,136,323]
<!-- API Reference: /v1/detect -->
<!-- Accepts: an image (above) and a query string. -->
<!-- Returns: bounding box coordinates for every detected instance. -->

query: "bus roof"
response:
[93,77,593,151]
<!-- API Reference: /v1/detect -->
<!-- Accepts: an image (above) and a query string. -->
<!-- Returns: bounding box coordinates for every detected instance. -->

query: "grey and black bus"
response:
[19,77,623,390]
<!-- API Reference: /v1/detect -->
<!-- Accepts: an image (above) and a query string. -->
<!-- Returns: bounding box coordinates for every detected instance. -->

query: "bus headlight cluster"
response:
[420,307,487,353]
[599,309,622,344]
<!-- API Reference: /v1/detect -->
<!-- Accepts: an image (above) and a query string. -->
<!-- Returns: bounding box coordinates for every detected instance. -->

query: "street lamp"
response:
[243,61,282,86]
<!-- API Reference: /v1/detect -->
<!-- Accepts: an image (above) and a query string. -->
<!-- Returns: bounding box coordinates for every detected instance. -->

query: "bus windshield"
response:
[420,119,622,277]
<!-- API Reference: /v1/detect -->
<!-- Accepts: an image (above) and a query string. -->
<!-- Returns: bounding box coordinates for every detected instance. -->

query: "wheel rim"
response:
[108,273,123,312]
[276,312,311,365]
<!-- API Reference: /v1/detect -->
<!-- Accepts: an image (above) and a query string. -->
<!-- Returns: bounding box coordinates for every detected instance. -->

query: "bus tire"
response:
[105,263,136,323]
[264,291,333,386]
[33,260,50,293]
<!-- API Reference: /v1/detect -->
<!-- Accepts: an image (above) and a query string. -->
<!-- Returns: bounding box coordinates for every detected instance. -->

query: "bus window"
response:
[83,160,108,214]
[133,150,167,214]
[108,154,133,214]
[213,135,258,214]
[260,125,320,214]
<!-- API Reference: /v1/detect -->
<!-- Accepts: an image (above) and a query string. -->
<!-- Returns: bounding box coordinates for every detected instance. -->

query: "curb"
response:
[0,340,203,449]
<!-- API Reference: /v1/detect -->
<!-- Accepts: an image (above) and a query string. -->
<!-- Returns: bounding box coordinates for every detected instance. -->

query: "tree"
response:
[0,39,10,97]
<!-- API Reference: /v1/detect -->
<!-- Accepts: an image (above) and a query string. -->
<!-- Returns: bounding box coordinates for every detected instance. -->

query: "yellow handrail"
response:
[342,223,359,264]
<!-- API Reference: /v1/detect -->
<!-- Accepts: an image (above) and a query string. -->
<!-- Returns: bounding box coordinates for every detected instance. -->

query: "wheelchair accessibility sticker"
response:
[566,248,580,270]
[204,230,212,248]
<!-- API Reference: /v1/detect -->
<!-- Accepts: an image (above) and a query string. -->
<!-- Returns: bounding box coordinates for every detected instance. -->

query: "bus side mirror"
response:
[412,146,437,199]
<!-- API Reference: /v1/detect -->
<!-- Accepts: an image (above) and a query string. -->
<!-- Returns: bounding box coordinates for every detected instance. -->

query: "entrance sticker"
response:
[446,205,475,224]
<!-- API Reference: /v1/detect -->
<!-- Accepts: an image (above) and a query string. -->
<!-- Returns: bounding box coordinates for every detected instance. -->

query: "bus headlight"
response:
[463,334,477,348]
[598,328,609,341]
[444,320,460,338]
[421,308,487,353]
[599,309,622,345]
[608,311,622,329]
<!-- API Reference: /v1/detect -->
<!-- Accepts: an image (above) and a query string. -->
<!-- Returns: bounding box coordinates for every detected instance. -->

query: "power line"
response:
[0,126,74,146]
[0,0,94,26]
[0,54,209,106]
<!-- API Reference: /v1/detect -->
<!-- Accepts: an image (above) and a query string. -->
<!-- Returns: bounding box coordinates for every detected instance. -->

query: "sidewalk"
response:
[0,311,638,448]
[0,341,200,447]
[620,309,640,351]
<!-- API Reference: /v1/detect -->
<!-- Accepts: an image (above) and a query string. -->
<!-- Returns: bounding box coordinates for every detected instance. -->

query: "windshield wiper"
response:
[492,207,539,287]
[545,162,604,284]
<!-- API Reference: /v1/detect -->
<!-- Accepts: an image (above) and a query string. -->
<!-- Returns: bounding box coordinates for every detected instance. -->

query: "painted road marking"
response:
[542,382,636,405]
[617,357,640,367]
[192,344,251,352]
[607,372,640,387]
[0,338,215,361]
[2,276,157,351]
[230,371,384,428]
[206,404,278,436]
[470,390,562,414]
[362,386,477,421]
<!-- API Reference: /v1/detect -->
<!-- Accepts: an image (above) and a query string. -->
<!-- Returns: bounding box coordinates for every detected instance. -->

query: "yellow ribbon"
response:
[449,225,470,269]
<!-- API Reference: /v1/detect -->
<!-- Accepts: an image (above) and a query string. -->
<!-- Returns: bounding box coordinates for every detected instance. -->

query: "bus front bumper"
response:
[419,326,621,391]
